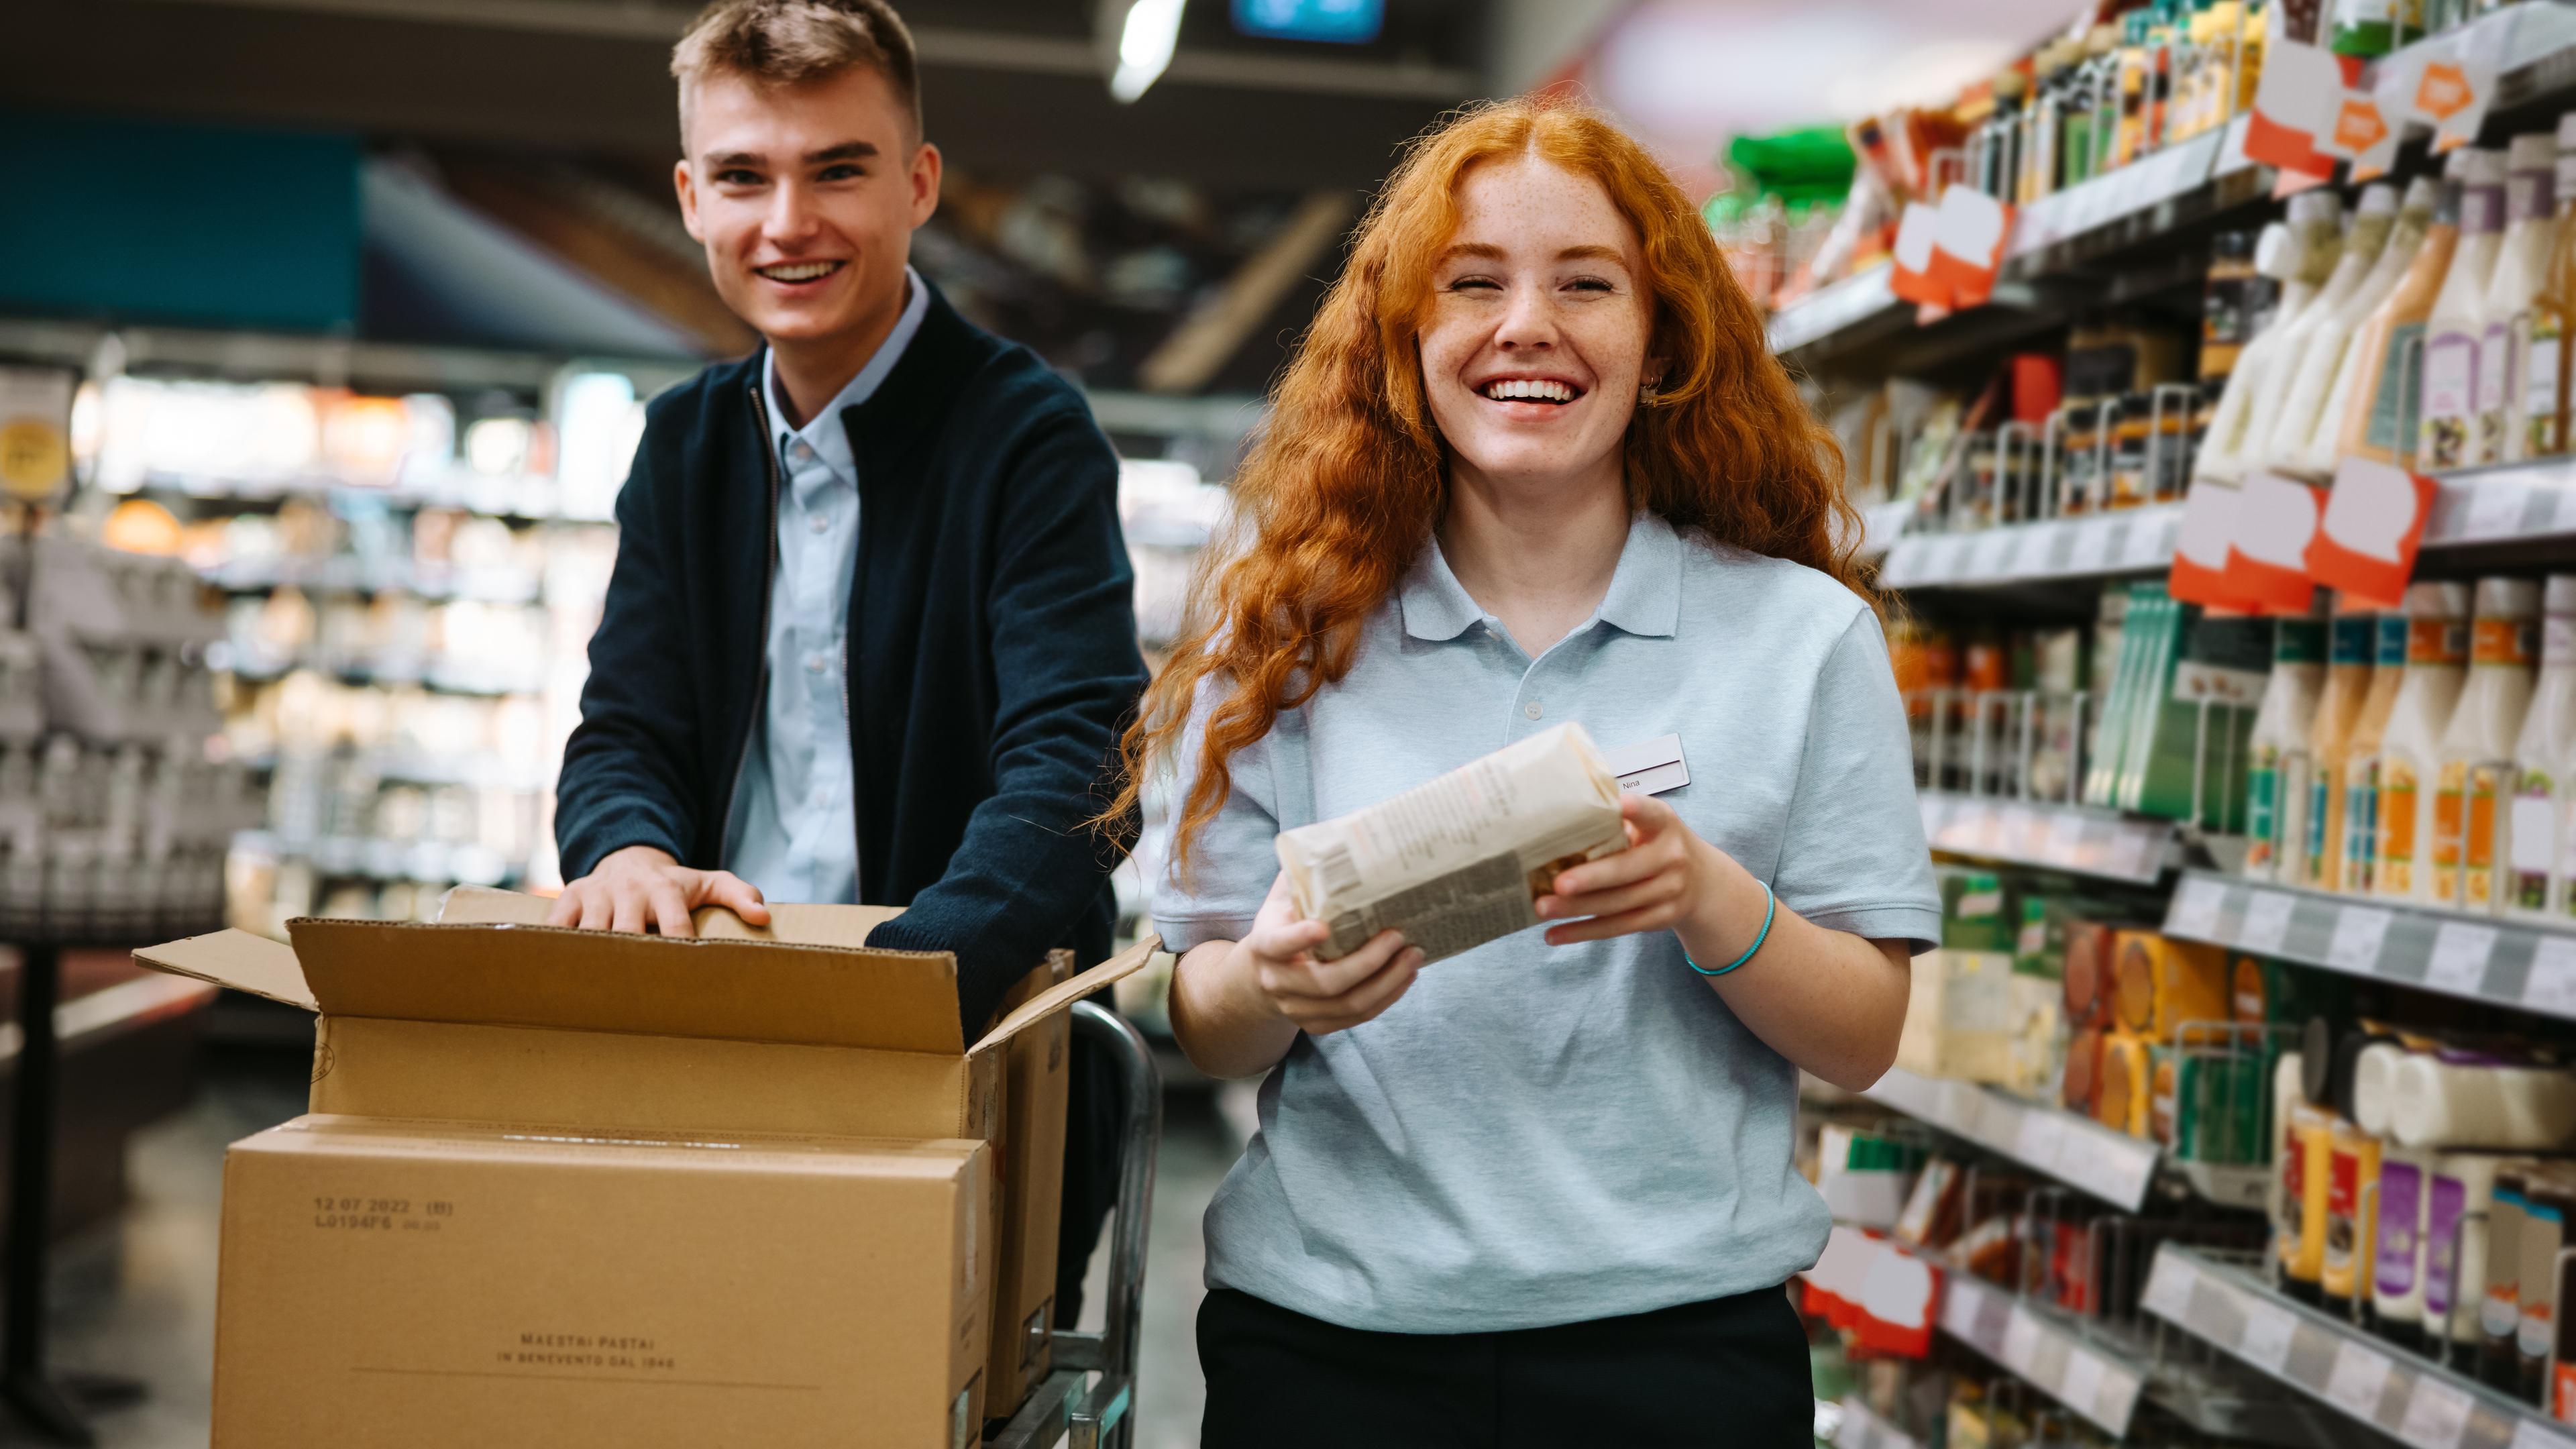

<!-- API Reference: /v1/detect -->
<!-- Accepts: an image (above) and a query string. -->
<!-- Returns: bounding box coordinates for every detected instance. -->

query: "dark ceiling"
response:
[1,0,1495,191]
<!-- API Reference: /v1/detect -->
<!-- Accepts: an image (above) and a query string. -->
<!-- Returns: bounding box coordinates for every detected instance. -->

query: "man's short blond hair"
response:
[672,0,922,144]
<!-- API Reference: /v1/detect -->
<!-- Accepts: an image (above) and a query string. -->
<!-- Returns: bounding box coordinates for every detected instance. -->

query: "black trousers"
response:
[1197,1283,1813,1448]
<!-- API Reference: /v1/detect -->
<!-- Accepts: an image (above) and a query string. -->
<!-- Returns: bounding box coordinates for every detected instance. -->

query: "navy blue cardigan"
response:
[555,286,1149,1033]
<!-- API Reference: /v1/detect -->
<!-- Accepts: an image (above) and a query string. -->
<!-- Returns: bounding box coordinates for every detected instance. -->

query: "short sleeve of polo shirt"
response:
[1150,685,1285,952]
[1774,608,1942,955]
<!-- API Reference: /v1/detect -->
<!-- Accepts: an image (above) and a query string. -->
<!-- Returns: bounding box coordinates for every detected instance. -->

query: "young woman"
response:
[1122,99,1939,1444]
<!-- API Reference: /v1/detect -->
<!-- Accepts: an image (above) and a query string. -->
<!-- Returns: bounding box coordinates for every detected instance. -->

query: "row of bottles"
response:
[1971,2,2262,207]
[2200,115,2576,484]
[2243,576,2576,920]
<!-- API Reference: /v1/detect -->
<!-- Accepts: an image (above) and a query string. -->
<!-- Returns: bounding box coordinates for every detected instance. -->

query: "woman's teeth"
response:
[1481,378,1575,402]
[758,261,841,282]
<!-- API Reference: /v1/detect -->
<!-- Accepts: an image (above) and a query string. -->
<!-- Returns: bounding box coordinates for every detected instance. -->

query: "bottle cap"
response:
[2467,147,2509,185]
[2252,221,2295,277]
[2406,580,2473,619]
[2445,147,2477,179]
[2546,574,2576,614]
[2473,576,2543,620]
[2288,191,2343,225]
[2402,175,2441,211]
[2510,130,2559,171]
[2558,111,2576,150]
[2356,183,2400,217]
[2330,588,2374,616]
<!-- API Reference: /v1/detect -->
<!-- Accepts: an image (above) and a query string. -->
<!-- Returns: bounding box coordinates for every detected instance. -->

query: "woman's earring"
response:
[1638,377,1668,407]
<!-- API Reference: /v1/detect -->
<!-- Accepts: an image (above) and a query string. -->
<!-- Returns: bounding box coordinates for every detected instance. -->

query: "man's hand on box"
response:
[547,845,773,938]
[1537,792,1749,949]
[1240,874,1422,1036]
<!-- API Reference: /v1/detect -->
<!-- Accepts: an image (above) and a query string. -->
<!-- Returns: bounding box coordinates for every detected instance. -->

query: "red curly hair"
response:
[1120,96,1869,874]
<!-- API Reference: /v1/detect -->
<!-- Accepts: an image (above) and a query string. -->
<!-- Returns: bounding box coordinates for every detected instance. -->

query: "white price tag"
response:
[2170,876,2227,941]
[2328,906,2394,974]
[1995,804,2034,856]
[2015,1109,2069,1172]
[2141,1251,2198,1322]
[2045,811,2087,864]
[2012,522,2063,576]
[2522,936,2576,1017]
[2237,1299,2297,1374]
[2324,1340,2394,1424]
[2067,520,2114,574]
[2513,1417,2576,1449]
[2462,482,2532,541]
[1940,1279,1984,1340]
[2060,1348,2106,1417]
[2426,920,2499,996]
[1968,531,2011,579]
[2002,1305,2043,1371]
[2239,890,2297,955]
[1920,536,1966,582]
[1884,538,1925,587]
[2398,1379,2473,1449]
[2108,828,2156,880]
[2550,486,2576,533]
[2120,512,2176,568]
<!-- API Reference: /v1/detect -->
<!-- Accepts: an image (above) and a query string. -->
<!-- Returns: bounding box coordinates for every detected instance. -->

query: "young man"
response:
[549,0,1147,1321]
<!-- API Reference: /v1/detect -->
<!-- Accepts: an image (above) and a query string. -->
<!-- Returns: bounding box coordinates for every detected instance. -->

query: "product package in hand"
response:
[1275,722,1629,963]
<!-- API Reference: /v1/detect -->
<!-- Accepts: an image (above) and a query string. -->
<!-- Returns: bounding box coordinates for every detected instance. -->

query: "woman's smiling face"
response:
[1417,153,1658,491]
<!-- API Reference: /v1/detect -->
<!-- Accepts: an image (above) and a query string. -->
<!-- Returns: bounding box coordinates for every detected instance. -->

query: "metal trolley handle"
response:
[993,998,1165,1449]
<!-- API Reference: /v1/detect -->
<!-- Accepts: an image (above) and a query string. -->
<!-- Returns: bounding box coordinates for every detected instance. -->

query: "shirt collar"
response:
[761,264,932,494]
[1399,510,1683,644]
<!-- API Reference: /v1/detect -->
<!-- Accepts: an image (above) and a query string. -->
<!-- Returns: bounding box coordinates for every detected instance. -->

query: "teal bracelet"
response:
[1686,881,1774,977]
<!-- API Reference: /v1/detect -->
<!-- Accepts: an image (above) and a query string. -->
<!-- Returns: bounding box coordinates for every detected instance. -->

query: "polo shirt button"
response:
[1523,701,1542,720]
[809,513,830,535]
[791,439,814,462]
[807,655,830,675]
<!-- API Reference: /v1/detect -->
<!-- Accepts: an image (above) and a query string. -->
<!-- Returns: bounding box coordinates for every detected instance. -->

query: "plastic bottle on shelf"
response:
[2247,612,2330,881]
[2279,176,2443,474]
[2477,131,2563,464]
[2375,581,2474,902]
[2201,193,2347,480]
[2438,578,2542,910]
[2506,575,2576,921]
[2518,113,2576,462]
[2247,184,2400,460]
[2341,612,2416,896]
[2335,148,2473,468]
[2418,146,2511,470]
[2306,599,2382,892]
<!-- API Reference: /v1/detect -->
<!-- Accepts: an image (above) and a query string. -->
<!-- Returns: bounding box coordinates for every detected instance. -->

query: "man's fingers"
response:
[647,883,695,939]
[545,889,581,927]
[608,886,651,935]
[702,872,771,926]
[577,888,613,932]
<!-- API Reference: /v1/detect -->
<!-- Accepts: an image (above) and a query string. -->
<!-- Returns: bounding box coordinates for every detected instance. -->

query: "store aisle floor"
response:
[57,1050,1238,1448]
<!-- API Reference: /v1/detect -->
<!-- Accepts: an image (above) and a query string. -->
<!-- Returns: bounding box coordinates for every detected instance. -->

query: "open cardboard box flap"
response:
[133,890,1159,1057]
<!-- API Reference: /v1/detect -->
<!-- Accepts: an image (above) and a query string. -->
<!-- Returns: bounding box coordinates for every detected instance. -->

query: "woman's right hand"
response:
[1236,874,1423,1036]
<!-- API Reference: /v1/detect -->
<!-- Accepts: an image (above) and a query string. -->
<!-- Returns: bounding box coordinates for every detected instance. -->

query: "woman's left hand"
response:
[1536,792,1737,947]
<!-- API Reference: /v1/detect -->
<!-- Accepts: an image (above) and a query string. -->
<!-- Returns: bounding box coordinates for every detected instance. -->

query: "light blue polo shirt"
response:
[1150,511,1940,1334]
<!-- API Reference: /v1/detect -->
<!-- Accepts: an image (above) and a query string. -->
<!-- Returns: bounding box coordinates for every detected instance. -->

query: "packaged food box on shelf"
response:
[23,536,224,745]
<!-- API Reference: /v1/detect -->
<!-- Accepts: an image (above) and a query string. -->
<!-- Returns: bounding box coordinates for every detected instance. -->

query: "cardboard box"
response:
[133,890,1156,1446]
[217,1117,989,1448]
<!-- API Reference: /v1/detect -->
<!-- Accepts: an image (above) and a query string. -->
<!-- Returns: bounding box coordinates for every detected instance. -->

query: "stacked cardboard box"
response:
[136,888,1153,1447]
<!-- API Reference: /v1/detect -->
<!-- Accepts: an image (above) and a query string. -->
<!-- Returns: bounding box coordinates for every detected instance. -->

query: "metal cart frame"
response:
[990,999,1163,1449]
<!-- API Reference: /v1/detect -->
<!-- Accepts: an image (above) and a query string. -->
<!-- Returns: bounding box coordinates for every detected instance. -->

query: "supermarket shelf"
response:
[1863,1065,2164,1213]
[1939,1273,2149,1439]
[1767,264,1898,357]
[2145,1244,2576,1449]
[233,830,523,888]
[2420,462,2576,551]
[2160,869,2576,1023]
[1829,1396,1923,1449]
[1881,506,2181,592]
[140,470,602,525]
[201,557,545,604]
[1919,791,2177,886]
[235,750,551,794]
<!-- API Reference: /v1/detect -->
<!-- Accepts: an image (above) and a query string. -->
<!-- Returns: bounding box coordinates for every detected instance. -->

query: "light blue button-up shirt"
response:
[1152,512,1941,1333]
[721,267,932,906]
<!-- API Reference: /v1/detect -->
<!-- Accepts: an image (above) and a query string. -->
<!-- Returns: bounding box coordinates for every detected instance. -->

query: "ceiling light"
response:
[1109,0,1187,103]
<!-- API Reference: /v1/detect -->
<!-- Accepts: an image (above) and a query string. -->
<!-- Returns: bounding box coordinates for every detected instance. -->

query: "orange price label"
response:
[2333,97,2389,154]
[2418,62,2473,120]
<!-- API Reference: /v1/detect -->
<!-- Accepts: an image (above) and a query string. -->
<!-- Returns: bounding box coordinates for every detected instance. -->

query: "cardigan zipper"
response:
[720,379,784,857]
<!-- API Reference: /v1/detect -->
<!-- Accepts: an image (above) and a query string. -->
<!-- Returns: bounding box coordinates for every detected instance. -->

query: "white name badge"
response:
[1604,733,1689,796]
